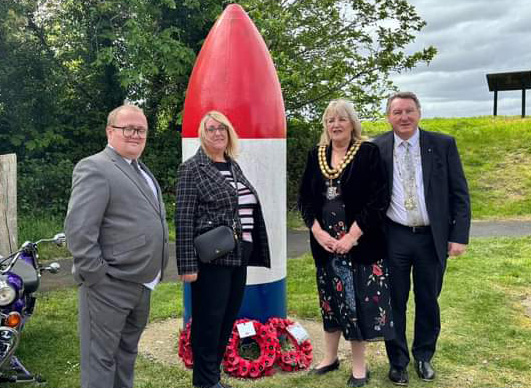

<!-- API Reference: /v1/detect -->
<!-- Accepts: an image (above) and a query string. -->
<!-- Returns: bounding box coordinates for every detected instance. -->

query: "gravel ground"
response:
[138,317,389,369]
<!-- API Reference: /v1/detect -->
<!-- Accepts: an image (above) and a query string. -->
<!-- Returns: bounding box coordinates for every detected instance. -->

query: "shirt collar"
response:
[393,128,420,149]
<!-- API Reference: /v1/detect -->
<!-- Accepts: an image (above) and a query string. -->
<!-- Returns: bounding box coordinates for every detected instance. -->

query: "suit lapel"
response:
[419,129,433,197]
[196,148,238,195]
[104,147,161,214]
[138,161,162,211]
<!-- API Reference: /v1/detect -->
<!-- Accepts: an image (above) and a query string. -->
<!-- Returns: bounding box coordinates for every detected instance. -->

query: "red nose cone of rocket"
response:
[182,4,286,139]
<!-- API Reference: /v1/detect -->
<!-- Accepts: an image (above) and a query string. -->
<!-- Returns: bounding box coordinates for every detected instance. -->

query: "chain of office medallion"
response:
[318,141,362,180]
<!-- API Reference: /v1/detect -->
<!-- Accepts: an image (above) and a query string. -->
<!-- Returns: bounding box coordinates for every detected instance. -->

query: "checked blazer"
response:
[175,147,271,274]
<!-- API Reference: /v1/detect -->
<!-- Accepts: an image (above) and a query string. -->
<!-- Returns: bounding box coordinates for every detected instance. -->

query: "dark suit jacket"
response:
[298,141,389,266]
[373,129,471,263]
[65,146,169,286]
[175,147,271,275]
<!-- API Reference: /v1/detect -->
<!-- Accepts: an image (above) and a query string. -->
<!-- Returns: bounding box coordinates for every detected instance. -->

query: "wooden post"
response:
[523,88,526,118]
[0,154,17,256]
[493,89,498,116]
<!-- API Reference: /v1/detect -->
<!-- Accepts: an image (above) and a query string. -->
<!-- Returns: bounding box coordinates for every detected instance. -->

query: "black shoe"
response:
[308,358,340,375]
[389,367,409,386]
[415,360,435,381]
[347,369,370,387]
[219,383,233,388]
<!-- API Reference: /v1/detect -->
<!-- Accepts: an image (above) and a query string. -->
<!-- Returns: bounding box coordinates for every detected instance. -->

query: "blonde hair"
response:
[319,99,363,146]
[198,111,239,159]
[107,104,145,127]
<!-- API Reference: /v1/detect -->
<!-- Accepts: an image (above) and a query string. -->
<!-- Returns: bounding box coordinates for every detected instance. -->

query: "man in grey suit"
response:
[65,104,169,388]
[373,92,471,386]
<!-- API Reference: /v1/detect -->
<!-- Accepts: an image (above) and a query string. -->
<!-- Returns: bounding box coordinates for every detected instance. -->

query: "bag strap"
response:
[229,162,239,240]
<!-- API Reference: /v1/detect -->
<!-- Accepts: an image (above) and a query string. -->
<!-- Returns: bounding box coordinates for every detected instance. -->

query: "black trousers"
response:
[384,221,446,369]
[190,243,251,388]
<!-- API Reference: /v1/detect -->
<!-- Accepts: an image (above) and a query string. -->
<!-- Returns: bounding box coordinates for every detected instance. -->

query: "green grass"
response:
[16,214,70,261]
[4,236,530,387]
[363,116,531,220]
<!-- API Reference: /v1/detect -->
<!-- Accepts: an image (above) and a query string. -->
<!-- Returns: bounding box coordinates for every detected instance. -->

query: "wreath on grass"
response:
[222,319,279,378]
[177,317,313,377]
[177,320,193,369]
[266,317,313,372]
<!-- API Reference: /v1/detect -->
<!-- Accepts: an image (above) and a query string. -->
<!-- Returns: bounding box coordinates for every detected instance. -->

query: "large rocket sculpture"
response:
[181,4,287,323]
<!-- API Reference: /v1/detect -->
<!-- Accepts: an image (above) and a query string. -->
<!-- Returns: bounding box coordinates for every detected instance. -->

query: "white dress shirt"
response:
[386,130,430,226]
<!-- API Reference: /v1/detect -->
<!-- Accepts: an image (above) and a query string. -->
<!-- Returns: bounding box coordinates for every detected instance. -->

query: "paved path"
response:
[286,220,531,258]
[39,220,531,292]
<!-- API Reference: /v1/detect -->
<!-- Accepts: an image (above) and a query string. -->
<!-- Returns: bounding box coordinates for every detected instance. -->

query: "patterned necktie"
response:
[401,141,423,225]
[131,160,156,201]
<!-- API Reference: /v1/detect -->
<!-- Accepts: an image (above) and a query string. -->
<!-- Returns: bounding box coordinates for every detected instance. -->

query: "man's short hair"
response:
[386,92,421,115]
[107,105,145,127]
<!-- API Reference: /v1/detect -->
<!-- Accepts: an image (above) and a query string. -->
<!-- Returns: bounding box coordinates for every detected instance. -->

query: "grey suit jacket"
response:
[373,129,471,263]
[65,146,169,286]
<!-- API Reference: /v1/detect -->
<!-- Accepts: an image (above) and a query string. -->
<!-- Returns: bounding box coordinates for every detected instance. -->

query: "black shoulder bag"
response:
[193,164,239,263]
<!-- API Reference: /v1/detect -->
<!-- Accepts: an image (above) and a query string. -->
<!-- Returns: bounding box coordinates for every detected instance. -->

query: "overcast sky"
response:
[389,0,531,118]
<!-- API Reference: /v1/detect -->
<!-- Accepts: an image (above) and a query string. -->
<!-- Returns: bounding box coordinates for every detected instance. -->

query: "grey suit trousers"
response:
[78,275,150,388]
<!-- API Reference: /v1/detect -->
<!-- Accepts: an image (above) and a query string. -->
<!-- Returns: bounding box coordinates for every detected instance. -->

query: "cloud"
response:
[389,0,531,117]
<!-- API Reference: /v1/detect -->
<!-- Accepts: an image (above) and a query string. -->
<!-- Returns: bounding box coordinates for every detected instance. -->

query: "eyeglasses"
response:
[205,125,228,134]
[111,125,148,138]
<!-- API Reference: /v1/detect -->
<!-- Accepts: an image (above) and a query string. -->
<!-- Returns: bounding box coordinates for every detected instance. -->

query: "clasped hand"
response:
[313,229,358,255]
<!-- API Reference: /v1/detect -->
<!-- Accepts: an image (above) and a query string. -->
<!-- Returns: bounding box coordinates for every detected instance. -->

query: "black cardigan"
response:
[297,141,389,266]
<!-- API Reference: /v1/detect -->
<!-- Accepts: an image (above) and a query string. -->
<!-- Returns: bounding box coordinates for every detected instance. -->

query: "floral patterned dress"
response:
[316,194,394,341]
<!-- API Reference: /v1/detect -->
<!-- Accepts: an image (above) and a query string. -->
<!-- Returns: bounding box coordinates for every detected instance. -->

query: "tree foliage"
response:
[235,0,436,119]
[0,0,435,213]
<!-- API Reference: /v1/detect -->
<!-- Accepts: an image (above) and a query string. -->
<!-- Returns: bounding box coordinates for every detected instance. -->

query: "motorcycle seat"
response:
[11,259,40,294]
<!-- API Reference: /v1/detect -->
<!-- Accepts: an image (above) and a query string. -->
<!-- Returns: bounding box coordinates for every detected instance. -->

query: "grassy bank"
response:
[5,236,530,387]
[363,115,531,220]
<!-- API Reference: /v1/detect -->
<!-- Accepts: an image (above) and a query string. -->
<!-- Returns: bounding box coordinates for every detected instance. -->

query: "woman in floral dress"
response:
[298,99,394,387]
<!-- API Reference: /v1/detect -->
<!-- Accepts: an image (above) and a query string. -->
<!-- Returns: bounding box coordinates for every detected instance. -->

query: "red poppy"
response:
[336,281,343,292]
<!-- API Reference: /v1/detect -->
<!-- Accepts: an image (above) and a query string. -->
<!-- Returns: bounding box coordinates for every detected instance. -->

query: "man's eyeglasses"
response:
[111,125,148,138]
[206,125,228,134]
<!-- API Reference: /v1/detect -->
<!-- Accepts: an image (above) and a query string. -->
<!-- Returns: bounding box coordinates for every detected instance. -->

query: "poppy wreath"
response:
[222,319,279,378]
[177,320,193,369]
[266,317,313,372]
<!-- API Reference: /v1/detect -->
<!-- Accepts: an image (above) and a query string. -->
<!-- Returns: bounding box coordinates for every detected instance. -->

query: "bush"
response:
[286,118,321,209]
[18,156,74,216]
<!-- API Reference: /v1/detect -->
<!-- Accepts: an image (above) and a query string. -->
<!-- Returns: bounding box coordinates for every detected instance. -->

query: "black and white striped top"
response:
[214,162,257,242]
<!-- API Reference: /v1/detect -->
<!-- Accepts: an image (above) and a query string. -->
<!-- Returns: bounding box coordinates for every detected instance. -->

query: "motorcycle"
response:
[0,233,64,383]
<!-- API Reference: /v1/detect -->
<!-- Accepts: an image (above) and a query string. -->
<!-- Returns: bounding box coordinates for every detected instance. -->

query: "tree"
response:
[234,0,436,119]
[0,0,226,208]
[0,0,436,212]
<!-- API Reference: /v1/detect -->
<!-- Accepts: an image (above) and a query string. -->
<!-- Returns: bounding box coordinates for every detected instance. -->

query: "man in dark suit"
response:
[373,92,471,386]
[65,105,169,388]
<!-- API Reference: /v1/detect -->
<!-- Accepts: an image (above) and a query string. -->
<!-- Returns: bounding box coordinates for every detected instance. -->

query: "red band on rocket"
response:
[182,4,286,139]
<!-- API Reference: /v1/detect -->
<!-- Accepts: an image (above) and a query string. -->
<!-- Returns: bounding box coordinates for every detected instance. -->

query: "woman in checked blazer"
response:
[175,110,270,388]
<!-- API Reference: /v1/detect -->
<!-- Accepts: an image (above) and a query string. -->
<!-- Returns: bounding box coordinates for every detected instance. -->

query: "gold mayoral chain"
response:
[318,141,362,180]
